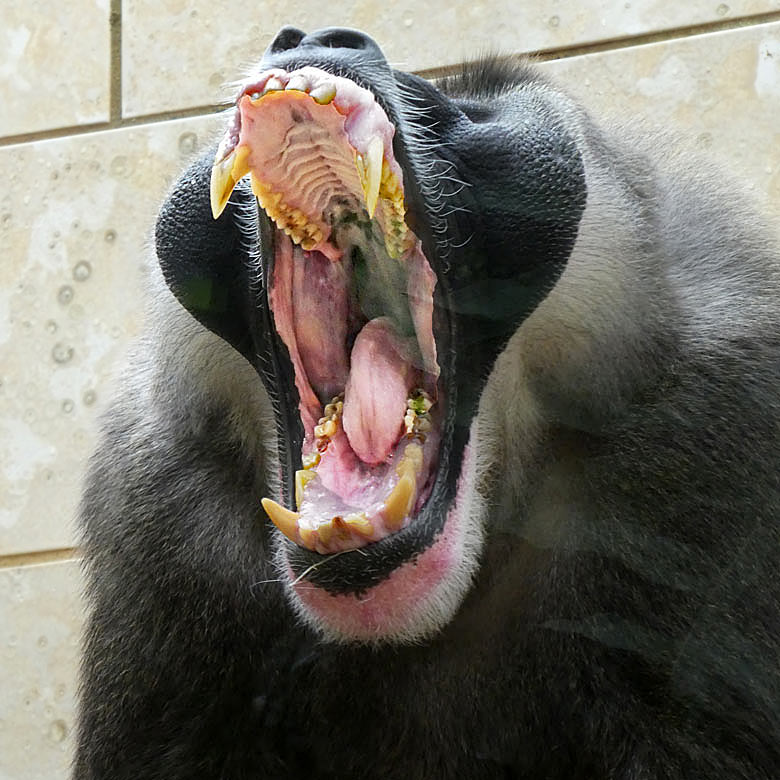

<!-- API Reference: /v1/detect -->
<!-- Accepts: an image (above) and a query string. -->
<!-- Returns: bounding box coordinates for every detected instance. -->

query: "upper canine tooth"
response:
[210,145,251,219]
[362,136,383,219]
[261,498,301,543]
[310,82,336,105]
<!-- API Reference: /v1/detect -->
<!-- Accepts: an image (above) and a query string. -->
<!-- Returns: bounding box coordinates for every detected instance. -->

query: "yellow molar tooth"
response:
[384,471,416,531]
[295,469,317,509]
[317,519,334,546]
[261,498,301,543]
[381,159,392,184]
[314,419,337,439]
[210,145,251,219]
[344,512,374,537]
[302,451,321,469]
[379,171,402,201]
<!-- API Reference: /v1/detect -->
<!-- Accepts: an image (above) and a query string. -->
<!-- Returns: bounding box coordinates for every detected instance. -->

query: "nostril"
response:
[268,26,306,53]
[303,27,374,51]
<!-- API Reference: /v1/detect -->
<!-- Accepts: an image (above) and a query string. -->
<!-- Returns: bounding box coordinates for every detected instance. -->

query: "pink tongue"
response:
[342,317,412,465]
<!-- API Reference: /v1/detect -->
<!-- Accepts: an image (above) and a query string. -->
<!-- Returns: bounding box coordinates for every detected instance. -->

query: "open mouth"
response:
[211,66,444,556]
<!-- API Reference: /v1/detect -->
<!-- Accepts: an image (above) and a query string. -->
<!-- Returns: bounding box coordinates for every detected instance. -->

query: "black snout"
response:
[265,26,384,61]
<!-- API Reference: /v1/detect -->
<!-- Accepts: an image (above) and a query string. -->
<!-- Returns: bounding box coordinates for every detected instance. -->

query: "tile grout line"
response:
[0,548,81,569]
[532,8,780,62]
[2,11,780,148]
[109,0,123,124]
[418,10,780,79]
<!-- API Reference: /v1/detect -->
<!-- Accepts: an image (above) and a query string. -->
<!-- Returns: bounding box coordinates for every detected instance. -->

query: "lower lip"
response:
[288,444,474,642]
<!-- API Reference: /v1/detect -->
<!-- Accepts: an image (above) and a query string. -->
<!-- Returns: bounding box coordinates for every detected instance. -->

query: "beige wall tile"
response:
[1,0,111,138]
[0,561,83,780]
[122,0,780,117]
[0,115,223,556]
[541,21,780,217]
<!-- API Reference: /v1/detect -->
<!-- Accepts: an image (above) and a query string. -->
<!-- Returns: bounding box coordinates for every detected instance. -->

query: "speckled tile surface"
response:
[1,0,111,138]
[0,115,223,556]
[0,561,83,780]
[542,21,780,215]
[121,0,780,117]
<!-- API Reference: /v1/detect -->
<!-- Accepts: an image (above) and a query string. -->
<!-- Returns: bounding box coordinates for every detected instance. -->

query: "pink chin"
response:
[287,501,465,641]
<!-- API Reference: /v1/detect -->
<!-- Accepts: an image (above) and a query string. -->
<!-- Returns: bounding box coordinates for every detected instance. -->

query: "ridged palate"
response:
[211,78,409,259]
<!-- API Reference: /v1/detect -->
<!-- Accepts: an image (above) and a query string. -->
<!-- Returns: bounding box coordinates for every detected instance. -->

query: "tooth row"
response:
[242,75,407,258]
[403,389,434,440]
[311,395,344,454]
[262,441,425,551]
[251,174,324,250]
[379,160,407,258]
[262,496,376,551]
[248,73,337,106]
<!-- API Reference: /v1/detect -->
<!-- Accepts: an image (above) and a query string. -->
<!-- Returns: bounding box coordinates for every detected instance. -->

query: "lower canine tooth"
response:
[261,498,301,543]
[384,471,416,531]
